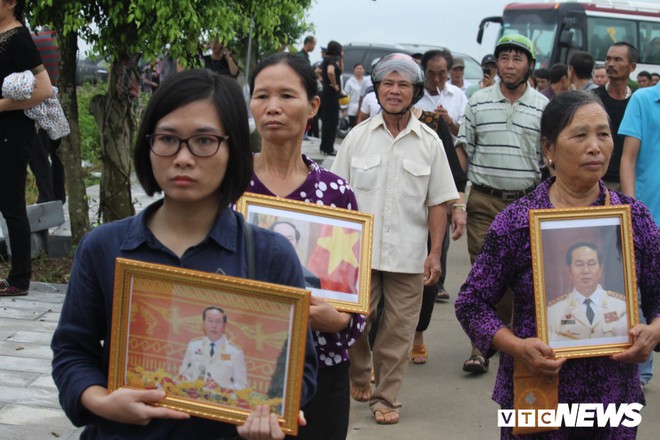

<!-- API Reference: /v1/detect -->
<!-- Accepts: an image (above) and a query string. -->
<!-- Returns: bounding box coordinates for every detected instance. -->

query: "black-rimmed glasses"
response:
[147,133,229,157]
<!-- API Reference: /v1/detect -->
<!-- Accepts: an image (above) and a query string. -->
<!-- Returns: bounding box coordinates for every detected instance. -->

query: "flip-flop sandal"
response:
[462,354,489,374]
[373,407,399,425]
[411,344,428,364]
[350,382,371,402]
[435,289,450,302]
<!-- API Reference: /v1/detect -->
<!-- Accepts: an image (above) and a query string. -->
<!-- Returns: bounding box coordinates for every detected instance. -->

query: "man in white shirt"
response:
[547,243,628,344]
[416,49,468,136]
[332,53,458,425]
[450,57,467,92]
[179,307,248,390]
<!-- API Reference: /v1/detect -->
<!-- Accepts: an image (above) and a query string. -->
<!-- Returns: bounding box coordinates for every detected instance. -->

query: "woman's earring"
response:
[548,158,554,166]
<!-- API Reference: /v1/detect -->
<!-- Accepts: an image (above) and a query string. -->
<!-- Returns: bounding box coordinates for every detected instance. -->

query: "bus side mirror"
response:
[558,30,574,48]
[477,16,503,44]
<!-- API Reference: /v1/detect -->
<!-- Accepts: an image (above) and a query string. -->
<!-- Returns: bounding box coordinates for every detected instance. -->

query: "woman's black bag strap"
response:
[243,216,256,280]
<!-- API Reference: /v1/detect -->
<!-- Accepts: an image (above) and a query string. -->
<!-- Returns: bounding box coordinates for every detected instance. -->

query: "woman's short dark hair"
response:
[249,52,318,100]
[8,0,25,22]
[541,89,606,146]
[326,40,342,57]
[134,69,252,208]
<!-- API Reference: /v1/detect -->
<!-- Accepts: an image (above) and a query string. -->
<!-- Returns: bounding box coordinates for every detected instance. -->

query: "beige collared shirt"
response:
[331,112,458,273]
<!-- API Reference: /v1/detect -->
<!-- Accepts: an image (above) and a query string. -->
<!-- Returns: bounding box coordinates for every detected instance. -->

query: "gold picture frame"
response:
[236,193,373,314]
[108,258,310,435]
[530,205,638,359]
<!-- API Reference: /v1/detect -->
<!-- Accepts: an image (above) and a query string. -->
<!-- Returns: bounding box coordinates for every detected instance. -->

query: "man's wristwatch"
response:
[453,203,466,212]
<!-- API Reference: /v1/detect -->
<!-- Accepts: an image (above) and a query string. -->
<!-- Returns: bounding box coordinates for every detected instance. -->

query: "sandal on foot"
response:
[435,289,450,302]
[462,354,489,374]
[373,407,399,425]
[370,368,375,383]
[411,344,428,364]
[350,382,371,402]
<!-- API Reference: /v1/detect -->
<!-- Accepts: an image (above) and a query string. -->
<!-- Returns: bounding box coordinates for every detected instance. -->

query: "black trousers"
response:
[0,123,35,289]
[320,93,339,154]
[417,228,451,332]
[307,115,320,138]
[292,362,350,440]
[30,130,65,203]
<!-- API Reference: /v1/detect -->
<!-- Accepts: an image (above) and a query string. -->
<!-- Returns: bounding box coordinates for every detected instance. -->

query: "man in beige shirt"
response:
[332,53,458,425]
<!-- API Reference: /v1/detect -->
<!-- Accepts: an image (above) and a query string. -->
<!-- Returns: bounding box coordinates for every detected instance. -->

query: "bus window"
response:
[587,17,637,61]
[639,21,660,64]
[482,2,660,80]
[502,12,558,69]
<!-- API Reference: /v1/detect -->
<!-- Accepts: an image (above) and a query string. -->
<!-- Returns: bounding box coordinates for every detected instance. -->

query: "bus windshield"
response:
[501,11,558,69]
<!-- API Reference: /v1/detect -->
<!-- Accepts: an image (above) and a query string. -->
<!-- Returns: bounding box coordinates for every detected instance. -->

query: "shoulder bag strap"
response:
[244,217,256,280]
[604,187,610,206]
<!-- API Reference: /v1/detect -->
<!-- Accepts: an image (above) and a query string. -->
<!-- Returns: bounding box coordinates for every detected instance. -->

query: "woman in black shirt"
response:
[319,41,343,155]
[0,0,52,296]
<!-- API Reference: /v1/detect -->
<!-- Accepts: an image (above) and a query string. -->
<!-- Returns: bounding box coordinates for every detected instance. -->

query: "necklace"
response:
[605,82,631,100]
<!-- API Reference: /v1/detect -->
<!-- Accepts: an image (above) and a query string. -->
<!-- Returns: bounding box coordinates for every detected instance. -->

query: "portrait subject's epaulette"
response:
[606,290,626,301]
[548,294,568,306]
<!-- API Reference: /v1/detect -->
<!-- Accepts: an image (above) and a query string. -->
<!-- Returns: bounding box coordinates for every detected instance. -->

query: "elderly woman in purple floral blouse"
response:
[456,90,660,439]
[248,52,366,440]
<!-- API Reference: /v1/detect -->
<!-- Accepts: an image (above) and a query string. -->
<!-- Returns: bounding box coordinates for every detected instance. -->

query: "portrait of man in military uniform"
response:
[547,242,629,347]
[178,306,248,390]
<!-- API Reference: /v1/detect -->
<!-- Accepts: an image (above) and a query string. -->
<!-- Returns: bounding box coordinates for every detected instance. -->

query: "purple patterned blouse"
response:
[455,178,660,439]
[248,154,366,369]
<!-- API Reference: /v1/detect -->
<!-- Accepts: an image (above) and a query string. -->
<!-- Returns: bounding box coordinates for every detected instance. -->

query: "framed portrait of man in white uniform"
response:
[107,258,310,435]
[530,205,639,359]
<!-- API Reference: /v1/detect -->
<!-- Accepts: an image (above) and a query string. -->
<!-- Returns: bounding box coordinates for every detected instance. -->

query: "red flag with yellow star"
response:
[306,224,360,294]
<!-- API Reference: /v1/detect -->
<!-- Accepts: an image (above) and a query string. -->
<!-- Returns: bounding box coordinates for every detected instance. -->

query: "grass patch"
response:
[0,252,72,284]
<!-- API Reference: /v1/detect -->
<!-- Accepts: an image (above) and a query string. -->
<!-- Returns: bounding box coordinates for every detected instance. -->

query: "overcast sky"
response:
[304,0,521,63]
[303,0,660,63]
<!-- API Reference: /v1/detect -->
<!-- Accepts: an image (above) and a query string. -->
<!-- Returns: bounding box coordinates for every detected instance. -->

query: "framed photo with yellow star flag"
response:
[108,258,310,435]
[529,205,638,359]
[236,192,374,314]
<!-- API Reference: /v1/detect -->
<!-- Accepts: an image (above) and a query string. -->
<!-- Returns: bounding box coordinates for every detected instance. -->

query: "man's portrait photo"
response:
[179,306,248,390]
[532,213,637,354]
[546,242,628,346]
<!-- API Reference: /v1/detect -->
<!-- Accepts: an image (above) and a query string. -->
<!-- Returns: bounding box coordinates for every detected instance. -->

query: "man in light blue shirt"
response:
[619,81,660,387]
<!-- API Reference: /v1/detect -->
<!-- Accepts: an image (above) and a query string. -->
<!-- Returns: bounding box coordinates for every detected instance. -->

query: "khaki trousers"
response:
[348,270,424,411]
[466,189,514,356]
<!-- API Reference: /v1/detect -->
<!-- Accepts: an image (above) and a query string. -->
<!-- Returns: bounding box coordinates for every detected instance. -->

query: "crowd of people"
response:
[1,0,660,437]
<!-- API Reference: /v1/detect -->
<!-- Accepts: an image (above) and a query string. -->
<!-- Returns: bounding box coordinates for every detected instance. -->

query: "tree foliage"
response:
[34,0,312,66]
[28,0,313,226]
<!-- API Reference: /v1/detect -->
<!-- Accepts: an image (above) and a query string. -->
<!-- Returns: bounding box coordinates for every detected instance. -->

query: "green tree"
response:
[28,1,92,245]
[30,0,312,225]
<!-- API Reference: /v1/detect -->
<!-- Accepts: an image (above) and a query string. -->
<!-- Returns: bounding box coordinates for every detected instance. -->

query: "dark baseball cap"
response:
[481,54,497,66]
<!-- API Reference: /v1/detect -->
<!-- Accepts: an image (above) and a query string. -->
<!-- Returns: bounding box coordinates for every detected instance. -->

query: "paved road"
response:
[1,236,657,439]
[0,138,657,439]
